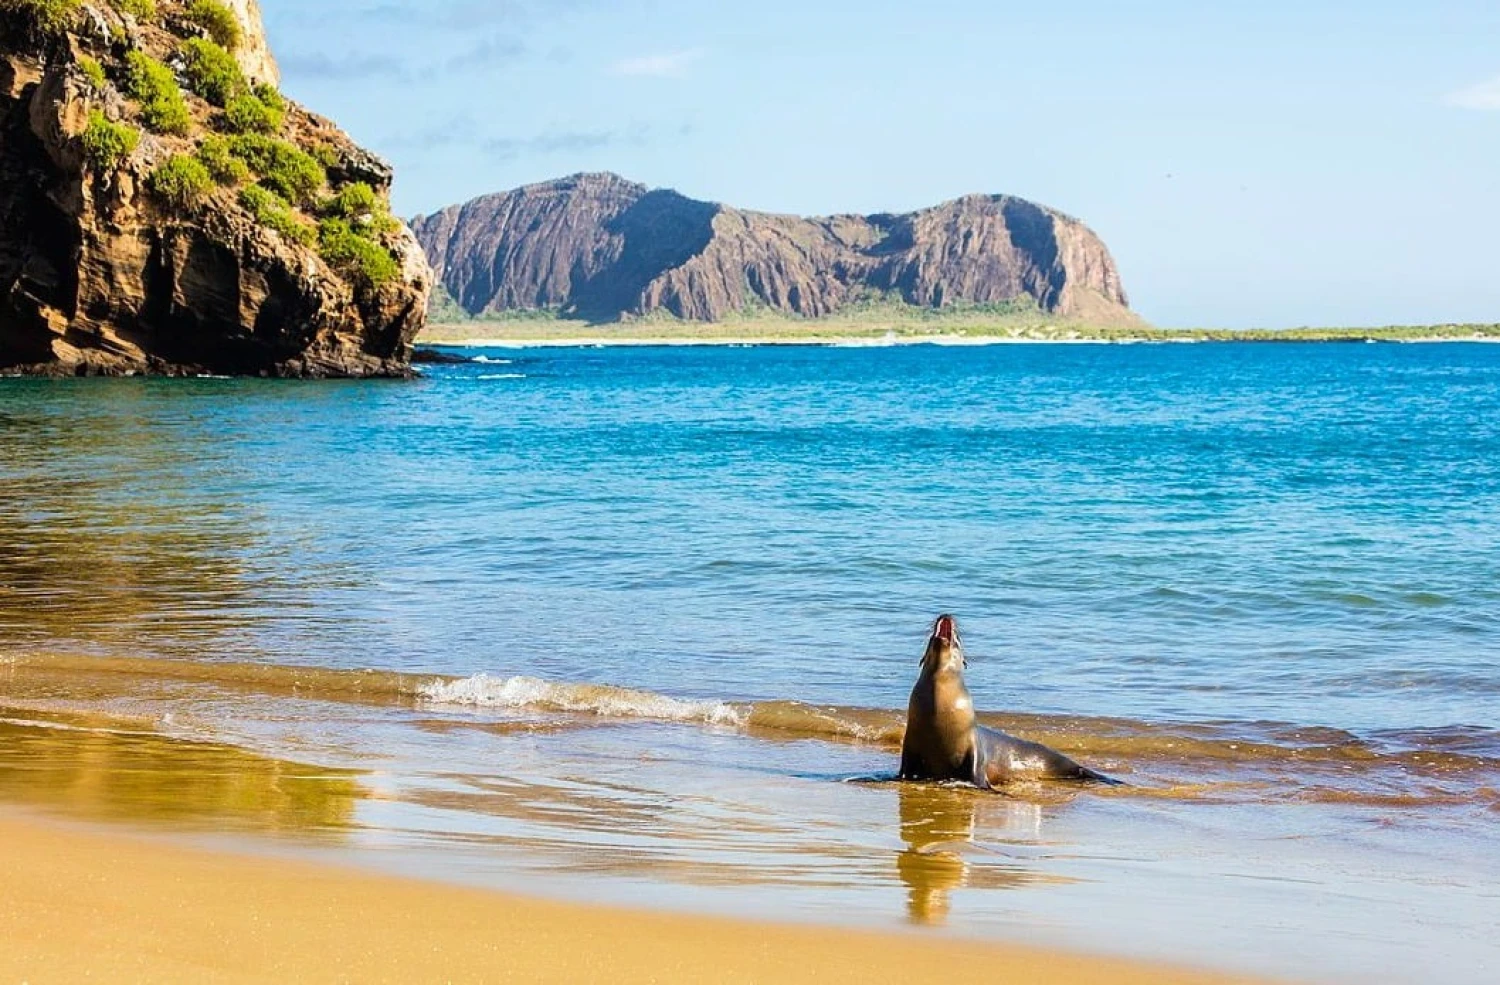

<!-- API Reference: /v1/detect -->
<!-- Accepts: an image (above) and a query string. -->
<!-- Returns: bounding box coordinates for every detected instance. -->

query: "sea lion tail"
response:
[1078,765,1125,786]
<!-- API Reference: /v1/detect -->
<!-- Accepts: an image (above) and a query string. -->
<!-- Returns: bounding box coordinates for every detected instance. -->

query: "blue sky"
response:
[262,0,1500,328]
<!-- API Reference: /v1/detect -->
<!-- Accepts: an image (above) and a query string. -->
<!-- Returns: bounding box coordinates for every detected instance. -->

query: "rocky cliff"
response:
[412,173,1133,325]
[1,0,430,377]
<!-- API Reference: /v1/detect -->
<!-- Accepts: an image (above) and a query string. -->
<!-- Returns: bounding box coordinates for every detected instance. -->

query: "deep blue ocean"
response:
[5,341,1500,985]
[3,341,1499,732]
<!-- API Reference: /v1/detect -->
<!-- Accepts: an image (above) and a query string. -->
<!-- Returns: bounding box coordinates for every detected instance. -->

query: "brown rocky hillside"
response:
[412,172,1134,325]
[1,0,430,377]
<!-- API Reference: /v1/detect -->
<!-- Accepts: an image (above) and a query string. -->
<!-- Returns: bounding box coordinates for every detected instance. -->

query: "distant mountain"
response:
[411,172,1135,325]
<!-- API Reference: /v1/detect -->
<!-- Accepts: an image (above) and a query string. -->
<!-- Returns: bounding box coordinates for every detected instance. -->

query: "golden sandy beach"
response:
[0,811,1270,985]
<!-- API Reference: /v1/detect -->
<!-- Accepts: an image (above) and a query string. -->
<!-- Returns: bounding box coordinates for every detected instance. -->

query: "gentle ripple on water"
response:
[2,343,1499,731]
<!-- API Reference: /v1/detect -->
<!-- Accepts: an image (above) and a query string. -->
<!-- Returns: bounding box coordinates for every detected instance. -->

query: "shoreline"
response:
[417,328,1500,349]
[420,335,1500,349]
[423,333,1124,348]
[0,809,1269,985]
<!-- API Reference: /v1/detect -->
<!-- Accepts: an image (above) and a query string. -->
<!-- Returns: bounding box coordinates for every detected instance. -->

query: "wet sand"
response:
[0,811,1269,985]
[2,661,1498,984]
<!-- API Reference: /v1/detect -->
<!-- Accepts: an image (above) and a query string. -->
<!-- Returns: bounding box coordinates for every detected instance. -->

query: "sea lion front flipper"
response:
[965,745,997,791]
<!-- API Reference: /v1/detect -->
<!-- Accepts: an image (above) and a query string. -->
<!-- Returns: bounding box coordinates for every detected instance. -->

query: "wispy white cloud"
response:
[612,48,706,79]
[1444,75,1500,110]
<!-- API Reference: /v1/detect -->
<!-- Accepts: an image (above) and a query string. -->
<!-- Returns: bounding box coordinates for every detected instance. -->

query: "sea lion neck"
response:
[919,640,966,676]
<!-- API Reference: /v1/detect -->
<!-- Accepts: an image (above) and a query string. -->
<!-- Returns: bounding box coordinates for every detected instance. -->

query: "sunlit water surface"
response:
[3,343,1498,984]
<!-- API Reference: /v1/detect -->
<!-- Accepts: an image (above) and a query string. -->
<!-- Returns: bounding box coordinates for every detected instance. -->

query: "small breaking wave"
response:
[8,652,1499,805]
[471,356,513,365]
[418,674,746,726]
[745,700,904,745]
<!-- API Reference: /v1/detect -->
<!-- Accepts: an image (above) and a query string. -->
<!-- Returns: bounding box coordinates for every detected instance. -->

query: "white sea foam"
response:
[472,356,513,365]
[477,373,527,380]
[417,674,746,726]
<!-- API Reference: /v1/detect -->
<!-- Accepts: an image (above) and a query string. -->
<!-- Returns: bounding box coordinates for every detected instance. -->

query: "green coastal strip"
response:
[420,316,1500,346]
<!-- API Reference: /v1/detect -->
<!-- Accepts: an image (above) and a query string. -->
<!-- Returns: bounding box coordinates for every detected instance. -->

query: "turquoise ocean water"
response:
[2,342,1498,983]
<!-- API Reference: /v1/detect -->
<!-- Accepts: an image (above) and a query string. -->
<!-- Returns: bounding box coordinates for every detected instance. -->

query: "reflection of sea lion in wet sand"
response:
[900,615,1120,789]
[895,783,1047,924]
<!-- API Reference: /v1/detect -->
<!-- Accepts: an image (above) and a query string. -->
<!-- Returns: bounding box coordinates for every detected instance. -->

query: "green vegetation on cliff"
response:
[315,182,404,284]
[79,110,138,168]
[325,181,400,236]
[326,181,378,219]
[239,185,314,244]
[195,134,250,184]
[114,0,156,18]
[185,0,239,49]
[223,84,283,133]
[0,0,81,34]
[179,36,242,106]
[319,218,399,287]
[124,49,190,134]
[224,92,280,133]
[148,154,213,208]
[225,134,323,203]
[76,54,105,90]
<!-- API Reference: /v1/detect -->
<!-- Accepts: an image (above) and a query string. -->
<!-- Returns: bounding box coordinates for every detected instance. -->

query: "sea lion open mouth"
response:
[931,614,960,646]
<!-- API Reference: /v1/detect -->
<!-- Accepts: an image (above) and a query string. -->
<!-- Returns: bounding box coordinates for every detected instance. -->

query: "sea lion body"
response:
[899,615,1118,789]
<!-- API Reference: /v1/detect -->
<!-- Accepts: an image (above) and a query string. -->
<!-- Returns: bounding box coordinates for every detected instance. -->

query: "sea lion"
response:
[899,615,1119,789]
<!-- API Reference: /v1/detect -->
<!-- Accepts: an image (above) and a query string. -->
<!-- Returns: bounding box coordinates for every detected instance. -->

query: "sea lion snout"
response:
[931,615,959,646]
[921,615,966,671]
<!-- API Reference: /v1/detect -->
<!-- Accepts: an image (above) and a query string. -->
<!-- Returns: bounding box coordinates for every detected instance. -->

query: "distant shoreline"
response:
[418,321,1500,348]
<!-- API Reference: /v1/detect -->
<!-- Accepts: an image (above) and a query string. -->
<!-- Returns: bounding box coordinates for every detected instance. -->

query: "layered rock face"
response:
[413,173,1133,325]
[0,1,430,377]
[222,0,277,88]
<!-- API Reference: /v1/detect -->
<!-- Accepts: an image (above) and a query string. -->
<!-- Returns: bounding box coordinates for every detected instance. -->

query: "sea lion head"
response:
[921,614,968,672]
